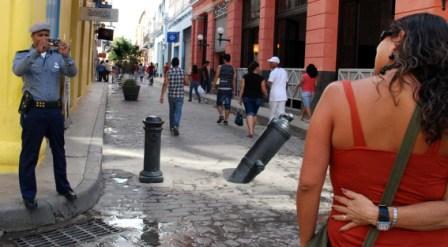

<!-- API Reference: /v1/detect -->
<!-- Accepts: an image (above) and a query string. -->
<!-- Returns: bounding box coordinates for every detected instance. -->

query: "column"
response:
[191,19,200,66]
[305,0,339,107]
[225,0,243,67]
[206,11,216,68]
[258,0,276,70]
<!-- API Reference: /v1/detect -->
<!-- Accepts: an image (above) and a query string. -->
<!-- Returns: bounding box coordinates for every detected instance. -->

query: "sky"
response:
[112,0,153,42]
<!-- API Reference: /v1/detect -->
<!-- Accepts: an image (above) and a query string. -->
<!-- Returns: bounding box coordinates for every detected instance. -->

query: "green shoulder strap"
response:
[363,105,421,247]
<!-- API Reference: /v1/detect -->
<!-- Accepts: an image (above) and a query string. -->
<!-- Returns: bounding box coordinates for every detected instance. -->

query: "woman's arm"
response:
[333,186,448,231]
[261,80,268,98]
[294,77,305,97]
[297,83,338,246]
[239,79,245,105]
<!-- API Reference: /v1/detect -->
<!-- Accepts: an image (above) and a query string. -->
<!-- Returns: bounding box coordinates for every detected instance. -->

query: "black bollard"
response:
[139,116,164,183]
[228,113,294,183]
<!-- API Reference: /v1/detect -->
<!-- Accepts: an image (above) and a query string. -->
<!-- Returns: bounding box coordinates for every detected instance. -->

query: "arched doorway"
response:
[337,0,395,69]
[274,0,307,68]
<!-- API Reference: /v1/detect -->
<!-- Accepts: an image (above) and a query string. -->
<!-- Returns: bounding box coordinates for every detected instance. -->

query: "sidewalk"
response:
[0,82,107,233]
[183,79,310,138]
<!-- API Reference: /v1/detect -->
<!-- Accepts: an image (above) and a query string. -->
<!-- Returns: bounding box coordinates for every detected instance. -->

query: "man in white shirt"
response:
[267,56,288,120]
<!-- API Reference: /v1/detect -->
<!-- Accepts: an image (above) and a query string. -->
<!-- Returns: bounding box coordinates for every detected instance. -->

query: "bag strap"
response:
[363,105,421,247]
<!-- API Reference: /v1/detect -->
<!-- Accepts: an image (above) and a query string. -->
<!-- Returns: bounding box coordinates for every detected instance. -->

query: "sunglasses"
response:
[380,30,395,42]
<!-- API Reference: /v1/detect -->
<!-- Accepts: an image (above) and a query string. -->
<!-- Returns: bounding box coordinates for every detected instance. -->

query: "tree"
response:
[108,37,142,73]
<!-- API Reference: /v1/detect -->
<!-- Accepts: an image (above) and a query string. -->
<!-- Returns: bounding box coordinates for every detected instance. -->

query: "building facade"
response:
[147,0,194,75]
[0,0,98,173]
[192,0,448,105]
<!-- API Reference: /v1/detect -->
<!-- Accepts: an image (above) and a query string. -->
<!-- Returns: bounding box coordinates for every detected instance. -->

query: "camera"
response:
[48,39,60,47]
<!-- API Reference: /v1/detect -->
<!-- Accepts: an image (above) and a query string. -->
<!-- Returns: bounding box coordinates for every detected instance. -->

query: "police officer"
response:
[12,22,77,210]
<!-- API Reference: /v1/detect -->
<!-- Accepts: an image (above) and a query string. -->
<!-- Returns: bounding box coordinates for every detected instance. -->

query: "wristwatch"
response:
[376,205,391,231]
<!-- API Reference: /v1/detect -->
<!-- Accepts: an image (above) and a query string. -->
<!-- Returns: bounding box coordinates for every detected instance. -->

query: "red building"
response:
[192,0,448,97]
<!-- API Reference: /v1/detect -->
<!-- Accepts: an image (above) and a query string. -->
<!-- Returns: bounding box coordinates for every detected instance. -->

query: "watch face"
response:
[377,221,391,231]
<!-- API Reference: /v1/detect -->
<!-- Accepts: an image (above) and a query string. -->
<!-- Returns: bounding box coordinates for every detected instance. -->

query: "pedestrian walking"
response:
[238,61,267,138]
[267,56,288,121]
[293,64,318,121]
[12,22,78,210]
[96,60,106,82]
[212,54,236,125]
[105,59,112,82]
[188,65,201,103]
[200,60,211,93]
[160,57,189,136]
[297,13,448,247]
[146,62,155,85]
[138,63,145,83]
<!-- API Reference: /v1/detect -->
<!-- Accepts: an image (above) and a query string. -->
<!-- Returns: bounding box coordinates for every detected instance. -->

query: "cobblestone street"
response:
[79,80,332,246]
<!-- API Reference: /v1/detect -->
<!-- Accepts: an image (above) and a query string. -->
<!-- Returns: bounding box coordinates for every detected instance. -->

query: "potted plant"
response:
[108,37,142,80]
[122,79,140,101]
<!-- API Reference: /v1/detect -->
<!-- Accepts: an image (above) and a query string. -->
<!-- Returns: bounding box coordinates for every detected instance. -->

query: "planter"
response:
[122,85,140,101]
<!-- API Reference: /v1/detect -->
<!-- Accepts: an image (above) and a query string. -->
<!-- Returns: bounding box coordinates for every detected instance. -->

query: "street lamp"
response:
[217,27,231,46]
[197,34,208,64]
[197,34,207,47]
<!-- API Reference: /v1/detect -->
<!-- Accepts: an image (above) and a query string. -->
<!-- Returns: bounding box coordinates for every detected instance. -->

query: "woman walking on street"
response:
[188,65,201,103]
[297,13,448,247]
[238,61,267,138]
[294,64,318,121]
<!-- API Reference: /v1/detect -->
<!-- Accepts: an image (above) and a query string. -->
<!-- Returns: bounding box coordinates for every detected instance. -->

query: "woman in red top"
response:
[297,13,448,247]
[294,64,318,121]
[188,65,201,103]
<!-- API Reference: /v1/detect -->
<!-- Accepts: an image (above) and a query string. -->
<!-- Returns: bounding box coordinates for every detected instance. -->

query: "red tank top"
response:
[301,73,316,93]
[328,81,448,247]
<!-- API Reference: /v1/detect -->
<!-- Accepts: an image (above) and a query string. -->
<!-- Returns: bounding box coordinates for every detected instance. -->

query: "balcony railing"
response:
[235,68,374,110]
[338,68,374,81]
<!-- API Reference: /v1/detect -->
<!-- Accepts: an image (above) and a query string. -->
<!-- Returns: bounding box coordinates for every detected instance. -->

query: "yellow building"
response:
[0,0,96,173]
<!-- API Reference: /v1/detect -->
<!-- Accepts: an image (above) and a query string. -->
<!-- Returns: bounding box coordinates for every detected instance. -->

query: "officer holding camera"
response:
[12,22,77,210]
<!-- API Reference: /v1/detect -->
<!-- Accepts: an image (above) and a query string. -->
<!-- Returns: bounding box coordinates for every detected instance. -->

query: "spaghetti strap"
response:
[342,80,366,147]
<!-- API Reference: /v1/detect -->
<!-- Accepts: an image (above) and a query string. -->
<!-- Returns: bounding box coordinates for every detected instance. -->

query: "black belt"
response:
[32,100,62,109]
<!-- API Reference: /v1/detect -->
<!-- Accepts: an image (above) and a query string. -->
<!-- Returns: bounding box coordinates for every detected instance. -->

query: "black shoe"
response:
[217,116,224,124]
[188,99,192,102]
[23,198,38,210]
[172,128,179,136]
[223,120,228,126]
[60,190,77,201]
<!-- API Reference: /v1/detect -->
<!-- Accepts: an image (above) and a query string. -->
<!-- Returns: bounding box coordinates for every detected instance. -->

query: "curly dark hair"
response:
[382,13,448,144]
[306,64,318,78]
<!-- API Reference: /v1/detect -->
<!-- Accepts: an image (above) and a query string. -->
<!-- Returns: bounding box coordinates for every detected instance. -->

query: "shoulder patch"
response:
[16,49,29,54]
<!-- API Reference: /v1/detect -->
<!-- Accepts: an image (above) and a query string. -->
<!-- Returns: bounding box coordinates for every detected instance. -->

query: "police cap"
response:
[29,22,50,34]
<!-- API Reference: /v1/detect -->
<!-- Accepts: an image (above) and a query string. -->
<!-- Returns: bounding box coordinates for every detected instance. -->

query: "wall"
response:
[0,0,95,173]
[395,0,448,18]
[0,0,47,173]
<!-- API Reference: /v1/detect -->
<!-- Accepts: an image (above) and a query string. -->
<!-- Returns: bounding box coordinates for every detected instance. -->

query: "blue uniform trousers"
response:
[19,108,71,200]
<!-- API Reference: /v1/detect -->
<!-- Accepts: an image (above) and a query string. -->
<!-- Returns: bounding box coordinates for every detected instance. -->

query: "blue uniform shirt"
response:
[13,47,77,101]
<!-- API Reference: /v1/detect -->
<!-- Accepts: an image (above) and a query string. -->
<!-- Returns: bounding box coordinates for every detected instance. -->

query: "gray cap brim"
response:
[29,23,51,33]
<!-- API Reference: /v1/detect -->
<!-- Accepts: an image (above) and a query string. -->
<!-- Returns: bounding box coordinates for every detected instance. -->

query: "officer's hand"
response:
[58,41,70,58]
[36,39,48,53]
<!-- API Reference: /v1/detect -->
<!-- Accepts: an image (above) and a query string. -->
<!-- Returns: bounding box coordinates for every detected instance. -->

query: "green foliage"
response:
[108,37,142,73]
[122,79,138,87]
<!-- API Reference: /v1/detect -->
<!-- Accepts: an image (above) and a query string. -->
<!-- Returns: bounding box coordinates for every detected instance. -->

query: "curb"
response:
[0,83,107,233]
